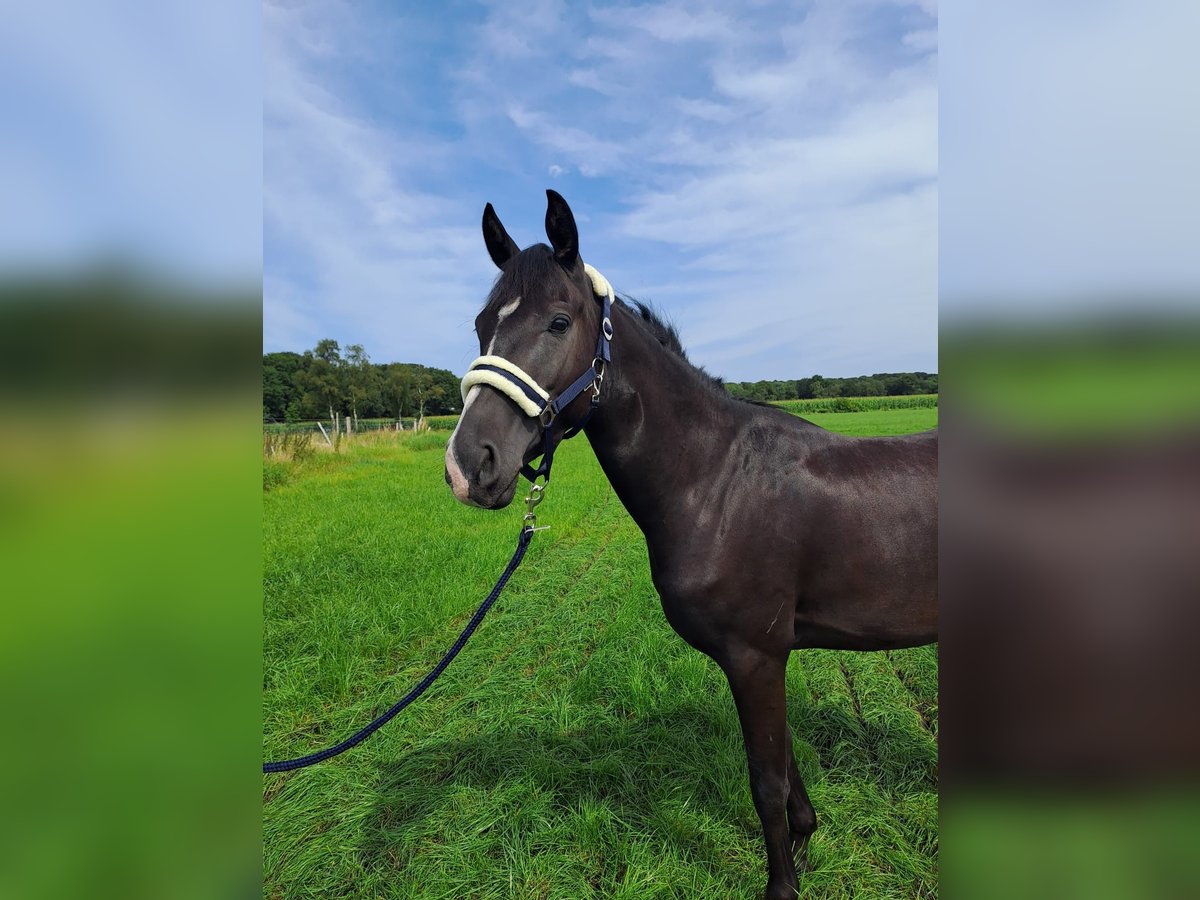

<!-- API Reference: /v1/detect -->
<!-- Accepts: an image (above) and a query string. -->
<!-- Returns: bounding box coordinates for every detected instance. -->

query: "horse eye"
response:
[548,315,570,334]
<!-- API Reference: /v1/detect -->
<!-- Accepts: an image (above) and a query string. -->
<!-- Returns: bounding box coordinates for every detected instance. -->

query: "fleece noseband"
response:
[460,263,614,483]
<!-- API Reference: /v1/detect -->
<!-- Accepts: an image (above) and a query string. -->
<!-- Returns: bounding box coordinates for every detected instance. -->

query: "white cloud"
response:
[505,104,629,176]
[902,28,938,52]
[588,2,733,43]
[475,0,568,61]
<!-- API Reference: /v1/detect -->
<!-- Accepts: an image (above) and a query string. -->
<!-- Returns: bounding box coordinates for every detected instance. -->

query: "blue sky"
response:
[1,0,261,282]
[939,0,1200,313]
[265,0,938,381]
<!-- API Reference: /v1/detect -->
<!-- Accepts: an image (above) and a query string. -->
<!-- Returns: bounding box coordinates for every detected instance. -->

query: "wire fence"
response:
[263,416,460,435]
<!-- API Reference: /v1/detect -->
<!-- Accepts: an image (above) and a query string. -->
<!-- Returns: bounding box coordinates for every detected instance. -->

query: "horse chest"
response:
[644,533,786,654]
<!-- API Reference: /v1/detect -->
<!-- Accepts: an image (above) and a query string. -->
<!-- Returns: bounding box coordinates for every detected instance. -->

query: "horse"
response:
[444,190,938,899]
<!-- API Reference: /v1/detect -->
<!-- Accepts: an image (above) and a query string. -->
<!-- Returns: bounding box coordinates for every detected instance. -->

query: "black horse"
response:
[445,191,937,899]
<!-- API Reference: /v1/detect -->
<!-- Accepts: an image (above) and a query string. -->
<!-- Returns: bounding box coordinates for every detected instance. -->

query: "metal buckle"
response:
[591,358,606,399]
[522,480,550,533]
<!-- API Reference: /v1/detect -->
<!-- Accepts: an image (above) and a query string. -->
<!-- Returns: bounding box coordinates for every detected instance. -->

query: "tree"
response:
[342,343,378,429]
[263,351,304,421]
[426,367,460,414]
[885,373,919,396]
[383,364,415,421]
[809,375,833,398]
[313,338,341,365]
[295,339,343,427]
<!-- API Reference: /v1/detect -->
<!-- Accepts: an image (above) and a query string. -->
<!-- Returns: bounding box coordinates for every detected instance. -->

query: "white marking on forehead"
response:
[485,295,521,356]
[497,295,521,321]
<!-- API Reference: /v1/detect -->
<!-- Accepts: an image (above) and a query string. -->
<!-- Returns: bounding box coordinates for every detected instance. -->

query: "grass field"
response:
[264,407,939,899]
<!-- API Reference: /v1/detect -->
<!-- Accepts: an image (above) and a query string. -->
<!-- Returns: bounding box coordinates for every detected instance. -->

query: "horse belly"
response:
[793,601,937,650]
[792,555,938,650]
[789,470,937,649]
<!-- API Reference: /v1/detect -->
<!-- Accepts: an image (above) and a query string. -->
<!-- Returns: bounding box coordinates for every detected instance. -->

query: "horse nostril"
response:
[478,441,500,488]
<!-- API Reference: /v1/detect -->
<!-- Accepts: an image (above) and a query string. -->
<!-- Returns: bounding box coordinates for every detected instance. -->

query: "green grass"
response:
[802,407,937,437]
[264,407,939,898]
[943,327,1200,436]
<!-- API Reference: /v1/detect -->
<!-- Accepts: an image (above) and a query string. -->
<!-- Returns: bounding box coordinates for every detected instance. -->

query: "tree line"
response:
[724,372,937,403]
[264,340,460,425]
[264,341,937,423]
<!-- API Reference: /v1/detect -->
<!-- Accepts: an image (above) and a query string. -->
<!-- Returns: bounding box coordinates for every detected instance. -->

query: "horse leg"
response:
[721,648,799,900]
[784,728,817,870]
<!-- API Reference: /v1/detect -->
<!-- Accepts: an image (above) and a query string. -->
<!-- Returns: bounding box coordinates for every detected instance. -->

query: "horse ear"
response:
[544,189,579,269]
[482,203,519,269]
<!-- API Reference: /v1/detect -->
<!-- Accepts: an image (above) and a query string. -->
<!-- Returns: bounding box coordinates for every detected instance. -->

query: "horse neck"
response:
[583,302,741,532]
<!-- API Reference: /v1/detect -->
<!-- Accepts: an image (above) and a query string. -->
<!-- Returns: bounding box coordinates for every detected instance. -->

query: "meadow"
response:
[264,407,939,899]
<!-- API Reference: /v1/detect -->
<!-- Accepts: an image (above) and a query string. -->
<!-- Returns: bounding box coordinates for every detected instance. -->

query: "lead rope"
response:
[266,268,614,775]
[263,519,538,774]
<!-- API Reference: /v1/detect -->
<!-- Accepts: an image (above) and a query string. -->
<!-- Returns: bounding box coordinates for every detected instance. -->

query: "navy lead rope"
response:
[263,527,534,774]
[265,288,613,774]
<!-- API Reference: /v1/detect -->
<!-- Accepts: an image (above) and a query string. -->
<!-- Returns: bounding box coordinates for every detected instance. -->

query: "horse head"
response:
[445,190,607,508]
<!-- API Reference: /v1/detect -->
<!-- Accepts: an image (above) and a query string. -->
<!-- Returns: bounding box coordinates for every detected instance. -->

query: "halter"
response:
[460,263,614,485]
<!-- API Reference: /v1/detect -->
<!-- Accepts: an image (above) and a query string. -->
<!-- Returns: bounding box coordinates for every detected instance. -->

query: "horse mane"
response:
[620,296,739,398]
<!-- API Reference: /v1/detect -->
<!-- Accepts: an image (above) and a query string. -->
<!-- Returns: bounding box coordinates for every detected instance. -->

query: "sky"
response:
[939,0,1200,313]
[4,1,1195,380]
[263,0,939,381]
[0,0,261,282]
